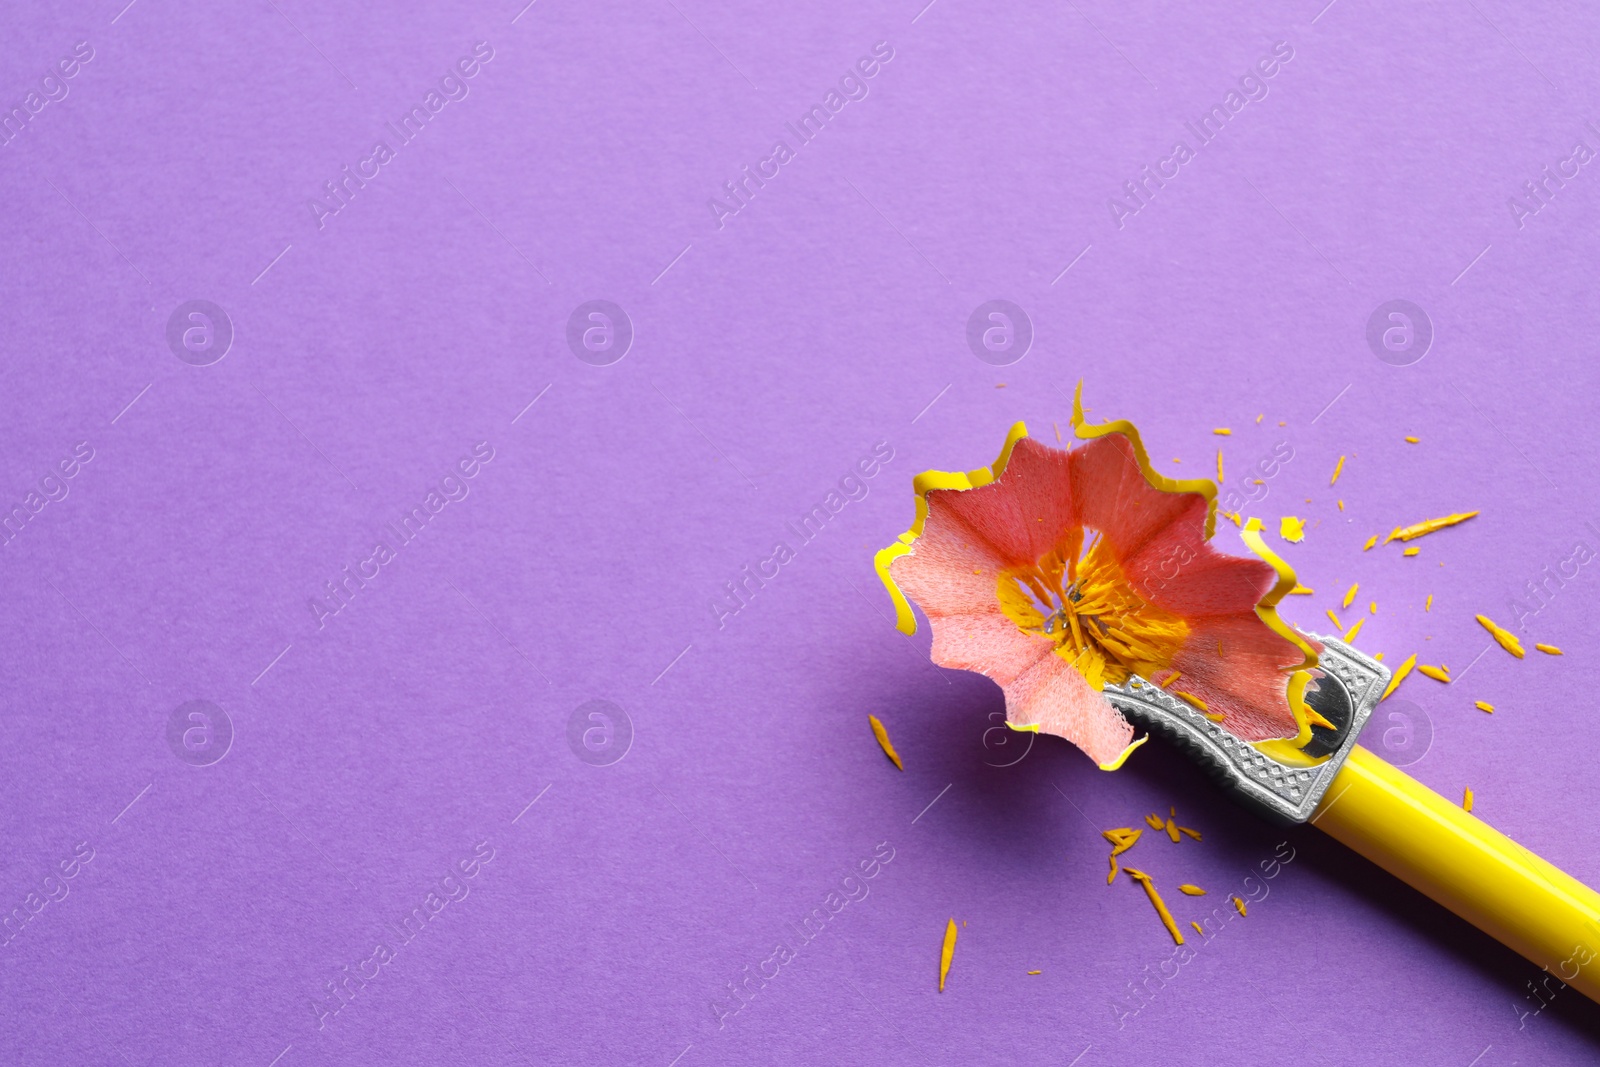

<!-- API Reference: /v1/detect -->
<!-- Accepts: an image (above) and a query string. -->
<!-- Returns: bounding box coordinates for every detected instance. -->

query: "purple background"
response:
[4,1,1600,1064]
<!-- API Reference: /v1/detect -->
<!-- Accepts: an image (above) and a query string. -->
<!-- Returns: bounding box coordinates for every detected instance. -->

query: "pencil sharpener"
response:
[1104,635,1391,825]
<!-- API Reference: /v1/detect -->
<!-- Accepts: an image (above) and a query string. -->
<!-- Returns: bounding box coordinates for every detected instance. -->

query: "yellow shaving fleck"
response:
[1404,547,1420,557]
[1203,712,1224,722]
[1343,618,1364,642]
[1419,664,1450,683]
[1216,449,1224,482]
[1178,826,1202,841]
[1475,700,1495,713]
[1178,884,1206,896]
[1338,499,1344,511]
[1103,828,1143,884]
[1159,670,1181,689]
[1463,788,1474,812]
[1375,652,1385,661]
[1325,608,1342,629]
[1141,814,1162,831]
[1102,828,1142,856]
[1476,614,1525,658]
[1386,511,1480,543]
[1214,428,1232,436]
[1536,643,1563,655]
[1279,516,1305,543]
[1232,896,1247,917]
[1174,690,1207,711]
[1343,583,1359,609]
[1362,535,1378,551]
[1425,595,1433,612]
[1123,868,1184,945]
[1164,818,1180,843]
[1219,509,1242,527]
[1382,654,1418,700]
[868,714,903,770]
[1256,414,1264,424]
[1370,601,1377,614]
[1054,421,1061,443]
[1289,584,1314,595]
[1405,436,1420,443]
[1028,970,1042,975]
[1330,455,1345,485]
[1191,920,1204,935]
[939,918,957,991]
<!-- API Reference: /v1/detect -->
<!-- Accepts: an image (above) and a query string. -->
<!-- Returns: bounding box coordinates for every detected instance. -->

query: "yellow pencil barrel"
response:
[1313,745,1600,1001]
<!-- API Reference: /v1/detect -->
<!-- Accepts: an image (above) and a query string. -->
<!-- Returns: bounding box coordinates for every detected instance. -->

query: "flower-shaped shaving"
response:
[874,387,1322,768]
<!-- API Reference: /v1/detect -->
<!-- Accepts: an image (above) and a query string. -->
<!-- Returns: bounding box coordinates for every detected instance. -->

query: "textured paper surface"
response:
[3,3,1599,1064]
